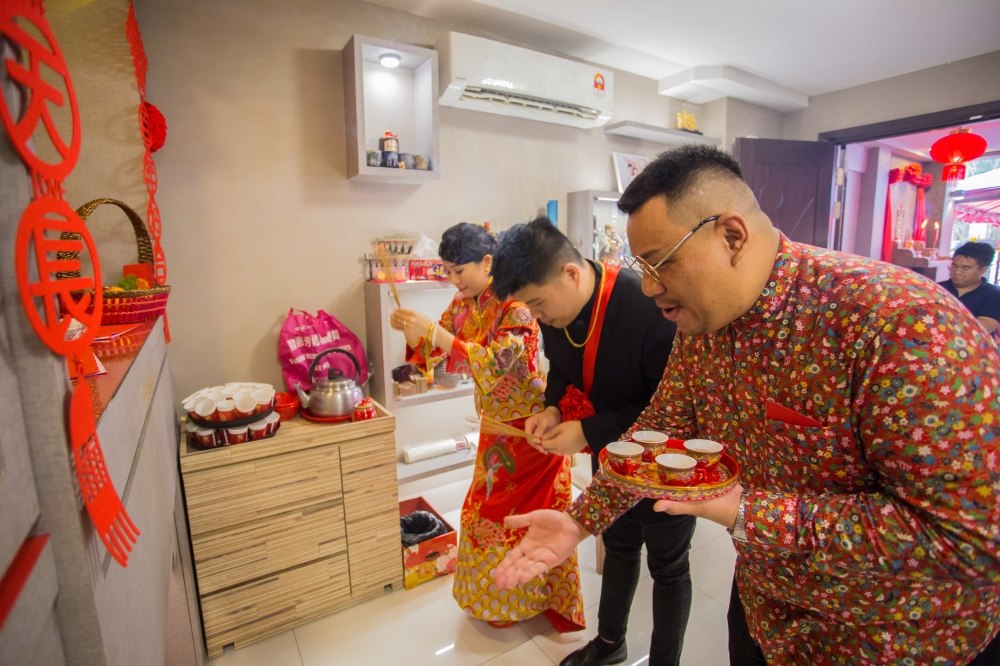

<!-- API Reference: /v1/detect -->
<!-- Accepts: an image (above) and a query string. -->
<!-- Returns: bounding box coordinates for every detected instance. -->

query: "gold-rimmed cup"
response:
[656,453,697,485]
[631,430,668,463]
[683,439,724,468]
[606,441,644,477]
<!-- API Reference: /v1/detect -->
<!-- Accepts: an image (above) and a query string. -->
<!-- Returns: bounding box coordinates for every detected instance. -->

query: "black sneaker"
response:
[559,637,627,666]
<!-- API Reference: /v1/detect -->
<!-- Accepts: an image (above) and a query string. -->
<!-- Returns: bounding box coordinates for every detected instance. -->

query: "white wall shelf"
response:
[605,120,720,147]
[397,448,476,483]
[364,280,473,409]
[343,35,441,184]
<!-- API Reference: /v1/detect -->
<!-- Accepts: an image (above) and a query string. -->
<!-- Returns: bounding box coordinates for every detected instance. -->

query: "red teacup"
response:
[631,431,668,463]
[248,422,268,441]
[216,399,236,422]
[683,440,724,469]
[606,442,644,477]
[234,395,257,419]
[195,428,216,448]
[656,453,697,486]
[225,426,248,445]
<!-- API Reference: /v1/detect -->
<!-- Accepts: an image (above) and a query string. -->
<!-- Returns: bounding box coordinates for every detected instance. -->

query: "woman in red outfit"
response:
[390,223,584,632]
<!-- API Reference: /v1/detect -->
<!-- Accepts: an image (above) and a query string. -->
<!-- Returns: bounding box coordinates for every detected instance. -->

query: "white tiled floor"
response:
[207,478,736,666]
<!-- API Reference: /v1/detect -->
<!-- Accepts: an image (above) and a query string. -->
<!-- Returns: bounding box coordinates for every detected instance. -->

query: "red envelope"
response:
[765,400,822,428]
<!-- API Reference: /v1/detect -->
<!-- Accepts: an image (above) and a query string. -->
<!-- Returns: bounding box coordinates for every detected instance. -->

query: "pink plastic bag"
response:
[278,309,369,392]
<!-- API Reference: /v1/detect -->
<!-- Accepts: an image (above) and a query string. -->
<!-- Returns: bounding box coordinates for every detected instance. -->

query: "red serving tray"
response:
[599,438,740,501]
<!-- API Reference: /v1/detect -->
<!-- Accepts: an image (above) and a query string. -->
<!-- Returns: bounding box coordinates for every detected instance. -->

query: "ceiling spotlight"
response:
[380,53,400,68]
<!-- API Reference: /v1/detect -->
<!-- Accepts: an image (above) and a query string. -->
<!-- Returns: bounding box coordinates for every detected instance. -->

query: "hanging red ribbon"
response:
[126,0,169,339]
[880,168,904,262]
[1,0,138,567]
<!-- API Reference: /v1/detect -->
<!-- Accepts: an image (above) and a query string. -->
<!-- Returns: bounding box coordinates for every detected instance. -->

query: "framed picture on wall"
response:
[613,153,649,193]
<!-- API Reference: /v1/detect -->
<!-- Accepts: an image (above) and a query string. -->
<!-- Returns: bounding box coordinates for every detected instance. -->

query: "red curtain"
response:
[881,168,903,262]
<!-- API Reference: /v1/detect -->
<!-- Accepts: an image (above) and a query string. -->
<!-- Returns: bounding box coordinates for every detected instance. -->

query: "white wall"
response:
[138,0,1000,427]
[137,0,683,441]
[783,50,1000,141]
[696,97,783,153]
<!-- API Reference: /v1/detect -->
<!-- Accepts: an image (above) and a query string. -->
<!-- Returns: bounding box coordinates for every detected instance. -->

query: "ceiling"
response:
[366,0,1000,98]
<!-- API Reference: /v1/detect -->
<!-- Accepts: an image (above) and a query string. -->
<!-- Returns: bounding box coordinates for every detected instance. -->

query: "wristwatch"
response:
[728,489,749,543]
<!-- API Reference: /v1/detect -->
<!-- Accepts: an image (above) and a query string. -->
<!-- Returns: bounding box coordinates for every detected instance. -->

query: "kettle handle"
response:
[309,348,361,382]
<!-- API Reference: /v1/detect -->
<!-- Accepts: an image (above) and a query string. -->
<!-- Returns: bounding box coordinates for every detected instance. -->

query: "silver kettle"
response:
[295,349,365,418]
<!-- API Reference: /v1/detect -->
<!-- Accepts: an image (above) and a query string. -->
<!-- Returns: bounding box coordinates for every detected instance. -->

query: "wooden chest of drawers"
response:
[178,404,403,658]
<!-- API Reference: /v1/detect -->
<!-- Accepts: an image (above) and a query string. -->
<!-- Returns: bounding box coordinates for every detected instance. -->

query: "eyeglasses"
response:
[624,215,720,286]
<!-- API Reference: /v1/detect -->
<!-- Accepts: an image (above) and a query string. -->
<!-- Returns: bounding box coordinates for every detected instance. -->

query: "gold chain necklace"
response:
[564,264,606,348]
[469,278,493,338]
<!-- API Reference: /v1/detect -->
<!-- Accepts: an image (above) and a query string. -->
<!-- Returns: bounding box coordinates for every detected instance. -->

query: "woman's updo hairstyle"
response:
[439,223,497,265]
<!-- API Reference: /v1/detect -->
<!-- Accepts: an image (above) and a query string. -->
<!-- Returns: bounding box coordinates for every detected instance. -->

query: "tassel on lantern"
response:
[943,163,966,186]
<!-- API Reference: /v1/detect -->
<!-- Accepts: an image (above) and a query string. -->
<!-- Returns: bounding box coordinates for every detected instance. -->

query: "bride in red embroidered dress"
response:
[389,223,585,633]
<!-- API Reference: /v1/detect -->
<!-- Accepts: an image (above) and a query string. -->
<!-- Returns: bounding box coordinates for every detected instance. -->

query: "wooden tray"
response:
[598,442,740,501]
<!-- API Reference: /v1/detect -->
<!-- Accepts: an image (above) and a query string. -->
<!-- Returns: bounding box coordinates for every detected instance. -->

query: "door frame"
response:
[817,100,1000,144]
[816,100,1000,253]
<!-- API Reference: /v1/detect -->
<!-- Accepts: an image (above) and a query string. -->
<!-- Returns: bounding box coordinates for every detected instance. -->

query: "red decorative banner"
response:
[1,0,138,567]
[126,0,168,292]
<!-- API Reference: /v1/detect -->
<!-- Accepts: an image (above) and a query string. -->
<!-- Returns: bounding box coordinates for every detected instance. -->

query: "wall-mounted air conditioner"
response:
[436,32,614,130]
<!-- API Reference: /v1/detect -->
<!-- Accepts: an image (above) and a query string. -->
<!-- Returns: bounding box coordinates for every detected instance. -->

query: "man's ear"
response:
[563,262,582,286]
[718,214,751,267]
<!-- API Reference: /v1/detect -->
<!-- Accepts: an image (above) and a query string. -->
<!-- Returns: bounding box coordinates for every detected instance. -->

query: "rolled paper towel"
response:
[403,439,462,463]
[463,432,480,451]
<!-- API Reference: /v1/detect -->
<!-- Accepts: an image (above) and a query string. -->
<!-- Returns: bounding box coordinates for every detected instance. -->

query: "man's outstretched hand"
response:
[495,510,589,589]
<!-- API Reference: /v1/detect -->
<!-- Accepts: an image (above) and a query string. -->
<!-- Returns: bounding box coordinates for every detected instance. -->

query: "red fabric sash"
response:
[583,264,620,396]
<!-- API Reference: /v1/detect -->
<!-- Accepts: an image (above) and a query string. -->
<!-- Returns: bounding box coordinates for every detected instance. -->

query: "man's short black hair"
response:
[490,217,583,299]
[954,241,996,269]
[617,144,746,215]
[439,222,497,265]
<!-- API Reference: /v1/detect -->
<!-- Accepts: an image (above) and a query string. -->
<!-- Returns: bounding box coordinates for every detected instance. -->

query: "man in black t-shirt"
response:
[492,218,691,666]
[939,241,1000,337]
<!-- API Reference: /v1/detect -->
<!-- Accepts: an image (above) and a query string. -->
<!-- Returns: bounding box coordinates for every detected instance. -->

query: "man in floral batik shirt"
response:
[495,146,1000,665]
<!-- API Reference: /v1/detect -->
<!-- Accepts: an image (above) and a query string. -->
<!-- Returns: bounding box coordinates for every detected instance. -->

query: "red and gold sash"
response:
[558,263,620,426]
[583,263,620,397]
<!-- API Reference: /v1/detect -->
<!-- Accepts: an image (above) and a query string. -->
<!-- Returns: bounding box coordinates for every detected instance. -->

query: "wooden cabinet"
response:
[179,406,403,659]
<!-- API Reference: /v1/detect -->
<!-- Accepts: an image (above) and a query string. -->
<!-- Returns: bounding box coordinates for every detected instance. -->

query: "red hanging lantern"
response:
[930,128,988,185]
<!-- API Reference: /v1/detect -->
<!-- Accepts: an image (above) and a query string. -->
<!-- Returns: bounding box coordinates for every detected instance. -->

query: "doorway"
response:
[735,100,1000,285]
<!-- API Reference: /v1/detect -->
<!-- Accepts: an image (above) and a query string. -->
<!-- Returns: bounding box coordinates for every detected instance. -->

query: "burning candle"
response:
[932,222,940,249]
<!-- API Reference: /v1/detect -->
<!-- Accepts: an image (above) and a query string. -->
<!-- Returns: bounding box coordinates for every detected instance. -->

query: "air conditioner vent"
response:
[437,32,614,130]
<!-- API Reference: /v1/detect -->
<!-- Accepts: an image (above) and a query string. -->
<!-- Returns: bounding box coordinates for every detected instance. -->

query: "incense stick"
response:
[467,416,540,446]
[377,245,401,308]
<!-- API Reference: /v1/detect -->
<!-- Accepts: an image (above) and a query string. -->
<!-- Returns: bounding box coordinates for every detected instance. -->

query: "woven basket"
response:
[57,198,171,325]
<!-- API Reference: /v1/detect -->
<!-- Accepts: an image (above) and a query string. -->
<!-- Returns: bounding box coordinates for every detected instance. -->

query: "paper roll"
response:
[403,439,460,463]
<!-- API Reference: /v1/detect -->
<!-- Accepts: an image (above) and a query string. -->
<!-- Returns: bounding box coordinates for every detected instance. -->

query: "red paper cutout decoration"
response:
[1,0,139,567]
[70,376,140,565]
[125,0,147,98]
[14,197,102,355]
[125,0,168,294]
[0,0,80,198]
[140,100,167,152]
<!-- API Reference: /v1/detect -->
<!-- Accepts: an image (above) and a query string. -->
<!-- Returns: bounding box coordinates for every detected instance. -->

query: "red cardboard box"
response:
[399,497,457,590]
[409,259,448,281]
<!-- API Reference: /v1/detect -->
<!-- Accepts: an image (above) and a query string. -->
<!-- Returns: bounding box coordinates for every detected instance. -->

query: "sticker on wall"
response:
[594,73,605,98]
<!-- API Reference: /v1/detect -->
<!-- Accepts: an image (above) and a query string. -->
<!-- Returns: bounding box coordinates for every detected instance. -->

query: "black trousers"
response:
[728,578,1000,665]
[597,499,696,666]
